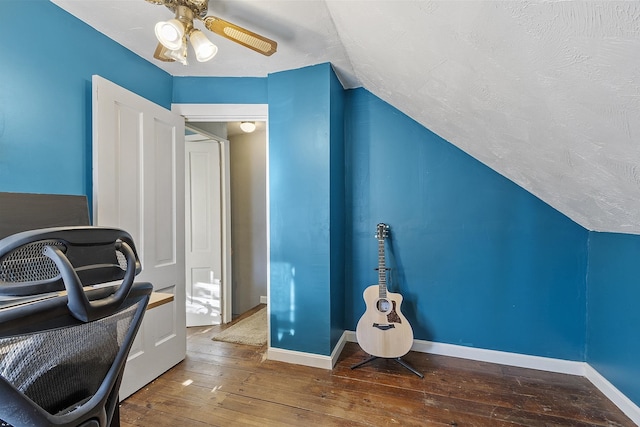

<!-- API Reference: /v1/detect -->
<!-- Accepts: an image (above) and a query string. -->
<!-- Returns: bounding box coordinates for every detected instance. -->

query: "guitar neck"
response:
[378,237,387,299]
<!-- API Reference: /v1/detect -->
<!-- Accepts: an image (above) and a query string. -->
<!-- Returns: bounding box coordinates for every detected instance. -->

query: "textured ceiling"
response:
[51,0,640,234]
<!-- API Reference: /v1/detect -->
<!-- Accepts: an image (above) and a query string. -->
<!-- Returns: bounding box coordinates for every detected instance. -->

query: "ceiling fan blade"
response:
[202,16,277,56]
[154,43,176,62]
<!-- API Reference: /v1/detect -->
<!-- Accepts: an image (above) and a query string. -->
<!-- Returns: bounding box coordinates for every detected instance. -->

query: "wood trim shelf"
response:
[147,292,174,310]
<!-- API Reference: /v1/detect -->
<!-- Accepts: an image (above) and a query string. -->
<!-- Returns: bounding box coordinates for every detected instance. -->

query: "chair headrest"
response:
[0,226,141,296]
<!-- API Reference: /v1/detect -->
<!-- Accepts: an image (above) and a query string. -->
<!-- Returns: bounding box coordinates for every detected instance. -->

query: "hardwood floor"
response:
[120,305,635,426]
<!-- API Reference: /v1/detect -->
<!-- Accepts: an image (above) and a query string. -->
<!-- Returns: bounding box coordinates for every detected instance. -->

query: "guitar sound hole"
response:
[376,299,391,313]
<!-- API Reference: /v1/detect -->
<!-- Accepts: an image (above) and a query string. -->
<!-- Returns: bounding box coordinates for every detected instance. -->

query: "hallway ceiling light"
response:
[240,122,256,133]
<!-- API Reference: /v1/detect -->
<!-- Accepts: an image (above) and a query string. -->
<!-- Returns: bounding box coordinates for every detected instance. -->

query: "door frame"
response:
[172,103,269,326]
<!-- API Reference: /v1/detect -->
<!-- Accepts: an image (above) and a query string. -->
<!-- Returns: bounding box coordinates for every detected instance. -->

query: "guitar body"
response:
[355,285,414,358]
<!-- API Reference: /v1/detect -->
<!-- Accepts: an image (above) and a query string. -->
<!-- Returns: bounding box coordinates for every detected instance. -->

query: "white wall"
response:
[229,129,268,315]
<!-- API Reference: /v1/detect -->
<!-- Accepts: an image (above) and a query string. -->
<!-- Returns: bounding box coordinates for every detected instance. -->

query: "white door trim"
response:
[173,104,268,121]
[172,103,269,328]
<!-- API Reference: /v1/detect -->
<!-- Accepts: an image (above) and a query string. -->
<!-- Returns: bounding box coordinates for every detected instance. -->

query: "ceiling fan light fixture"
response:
[155,18,185,50]
[240,122,256,133]
[148,0,277,66]
[189,29,218,62]
[166,43,188,65]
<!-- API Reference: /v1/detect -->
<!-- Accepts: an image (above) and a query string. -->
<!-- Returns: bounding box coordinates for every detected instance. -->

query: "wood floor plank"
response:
[254,358,606,426]
[120,307,635,426]
[238,370,520,426]
[337,344,630,426]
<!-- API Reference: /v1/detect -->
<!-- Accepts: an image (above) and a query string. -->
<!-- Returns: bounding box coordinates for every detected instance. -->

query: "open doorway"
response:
[185,119,268,324]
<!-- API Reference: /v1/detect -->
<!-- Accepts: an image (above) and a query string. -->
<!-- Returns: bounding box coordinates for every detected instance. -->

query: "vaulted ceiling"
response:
[52,0,640,235]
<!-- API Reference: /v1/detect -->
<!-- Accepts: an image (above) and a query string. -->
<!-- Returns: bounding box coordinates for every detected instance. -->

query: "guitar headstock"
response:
[375,223,390,240]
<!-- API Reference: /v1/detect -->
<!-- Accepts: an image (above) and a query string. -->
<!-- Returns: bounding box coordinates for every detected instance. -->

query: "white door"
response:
[92,75,186,399]
[185,136,223,326]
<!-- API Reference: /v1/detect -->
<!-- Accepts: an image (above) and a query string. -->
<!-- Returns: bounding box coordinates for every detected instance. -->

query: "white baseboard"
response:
[344,331,585,375]
[585,364,640,425]
[344,331,584,375]
[260,295,267,304]
[267,331,348,370]
[330,331,349,367]
[268,331,640,423]
[267,347,333,370]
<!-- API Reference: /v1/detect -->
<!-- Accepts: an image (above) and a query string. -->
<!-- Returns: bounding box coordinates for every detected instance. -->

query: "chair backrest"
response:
[0,226,152,427]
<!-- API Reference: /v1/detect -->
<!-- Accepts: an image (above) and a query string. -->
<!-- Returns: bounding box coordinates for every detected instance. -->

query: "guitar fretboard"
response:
[378,237,387,299]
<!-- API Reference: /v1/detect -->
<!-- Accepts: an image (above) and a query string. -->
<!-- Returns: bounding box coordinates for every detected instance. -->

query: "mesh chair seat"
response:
[0,227,152,427]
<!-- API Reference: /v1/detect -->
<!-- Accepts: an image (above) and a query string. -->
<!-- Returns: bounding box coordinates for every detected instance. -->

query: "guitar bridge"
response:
[373,323,395,331]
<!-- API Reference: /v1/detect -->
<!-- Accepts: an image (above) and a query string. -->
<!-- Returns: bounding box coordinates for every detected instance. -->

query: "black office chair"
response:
[0,226,152,427]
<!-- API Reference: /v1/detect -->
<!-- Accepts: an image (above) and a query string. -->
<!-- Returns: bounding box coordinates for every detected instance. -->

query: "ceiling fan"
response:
[145,0,277,64]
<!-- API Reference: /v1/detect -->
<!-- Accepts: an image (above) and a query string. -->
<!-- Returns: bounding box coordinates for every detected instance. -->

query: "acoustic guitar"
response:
[355,223,414,358]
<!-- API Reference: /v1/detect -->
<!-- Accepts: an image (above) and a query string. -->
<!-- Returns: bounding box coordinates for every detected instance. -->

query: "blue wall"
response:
[3,0,638,407]
[173,77,267,104]
[0,0,172,200]
[329,67,346,352]
[345,88,589,360]
[587,232,640,405]
[267,64,343,356]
